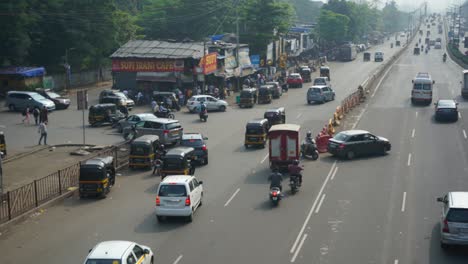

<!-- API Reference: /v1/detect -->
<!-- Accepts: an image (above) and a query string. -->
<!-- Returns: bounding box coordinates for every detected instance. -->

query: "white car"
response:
[374,52,384,62]
[84,240,154,264]
[155,175,203,222]
[435,41,442,49]
[187,95,228,113]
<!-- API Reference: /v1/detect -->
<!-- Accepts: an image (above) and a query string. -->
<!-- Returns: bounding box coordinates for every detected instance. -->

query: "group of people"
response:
[21,106,49,145]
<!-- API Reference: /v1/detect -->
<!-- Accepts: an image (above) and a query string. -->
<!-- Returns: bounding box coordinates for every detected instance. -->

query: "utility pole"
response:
[236,1,240,92]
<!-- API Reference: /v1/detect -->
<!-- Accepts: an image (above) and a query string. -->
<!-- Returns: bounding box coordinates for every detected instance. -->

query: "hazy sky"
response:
[321,1,464,12]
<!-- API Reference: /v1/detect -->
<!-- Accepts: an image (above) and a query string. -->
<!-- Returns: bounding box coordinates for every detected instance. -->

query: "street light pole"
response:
[236,2,240,92]
[65,47,75,90]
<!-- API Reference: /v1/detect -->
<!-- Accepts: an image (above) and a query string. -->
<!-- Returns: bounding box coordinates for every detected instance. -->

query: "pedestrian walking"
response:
[38,122,47,145]
[39,106,48,124]
[33,107,40,125]
[22,106,30,124]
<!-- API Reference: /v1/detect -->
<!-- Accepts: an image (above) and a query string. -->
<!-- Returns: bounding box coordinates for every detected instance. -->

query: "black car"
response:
[328,130,391,159]
[435,99,458,122]
[180,133,208,165]
[35,88,71,109]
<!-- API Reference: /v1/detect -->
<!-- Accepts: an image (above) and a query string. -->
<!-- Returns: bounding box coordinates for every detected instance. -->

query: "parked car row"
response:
[5,89,71,112]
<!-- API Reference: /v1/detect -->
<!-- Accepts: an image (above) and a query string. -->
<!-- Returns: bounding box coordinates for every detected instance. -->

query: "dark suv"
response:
[180,133,208,165]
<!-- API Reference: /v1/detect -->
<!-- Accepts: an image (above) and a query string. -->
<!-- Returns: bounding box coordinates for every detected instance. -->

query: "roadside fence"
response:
[0,143,130,224]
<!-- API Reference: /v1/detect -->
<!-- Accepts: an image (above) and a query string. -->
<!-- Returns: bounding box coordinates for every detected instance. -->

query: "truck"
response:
[339,44,357,61]
[268,124,300,171]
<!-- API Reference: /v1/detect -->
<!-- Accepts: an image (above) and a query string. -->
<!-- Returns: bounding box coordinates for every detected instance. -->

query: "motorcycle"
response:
[289,175,300,194]
[154,110,175,119]
[301,140,319,160]
[269,187,282,206]
[199,110,208,122]
[443,56,447,63]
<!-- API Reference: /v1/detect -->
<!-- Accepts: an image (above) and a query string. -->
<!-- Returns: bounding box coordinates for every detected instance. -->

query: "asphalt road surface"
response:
[3,33,453,264]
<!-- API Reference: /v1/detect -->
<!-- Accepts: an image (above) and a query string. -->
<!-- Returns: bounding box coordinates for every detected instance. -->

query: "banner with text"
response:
[112,59,184,72]
[199,53,218,74]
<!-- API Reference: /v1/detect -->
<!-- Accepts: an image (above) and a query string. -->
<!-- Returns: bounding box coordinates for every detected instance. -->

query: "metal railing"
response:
[0,143,129,224]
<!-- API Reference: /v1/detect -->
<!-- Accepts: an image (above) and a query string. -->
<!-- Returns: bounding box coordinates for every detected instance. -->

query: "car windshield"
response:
[30,93,47,100]
[447,209,468,223]
[79,168,104,181]
[413,83,431,90]
[181,138,203,147]
[86,260,121,264]
[45,91,61,98]
[334,132,350,142]
[158,184,187,197]
[314,79,326,85]
[115,92,127,99]
[130,144,149,155]
[309,88,321,94]
[438,101,456,108]
[246,126,264,134]
[162,158,183,170]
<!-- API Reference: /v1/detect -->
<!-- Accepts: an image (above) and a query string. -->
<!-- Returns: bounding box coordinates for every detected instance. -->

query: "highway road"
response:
[4,33,455,264]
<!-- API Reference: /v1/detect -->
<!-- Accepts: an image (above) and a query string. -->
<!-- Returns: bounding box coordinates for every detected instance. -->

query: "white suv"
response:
[84,240,154,264]
[437,192,468,249]
[187,95,228,113]
[155,175,203,222]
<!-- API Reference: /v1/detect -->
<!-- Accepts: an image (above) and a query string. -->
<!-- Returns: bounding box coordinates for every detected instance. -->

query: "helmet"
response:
[293,159,299,165]
[306,131,312,138]
[272,167,279,172]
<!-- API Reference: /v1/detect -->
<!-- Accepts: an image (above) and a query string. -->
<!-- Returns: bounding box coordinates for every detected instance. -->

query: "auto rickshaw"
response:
[160,146,196,177]
[264,107,286,127]
[0,131,6,157]
[396,40,401,46]
[414,47,420,55]
[239,88,257,108]
[79,156,115,198]
[129,135,160,169]
[258,85,273,104]
[244,118,269,149]
[153,91,180,111]
[300,67,312,83]
[88,103,125,127]
[363,52,371,61]
[320,66,330,81]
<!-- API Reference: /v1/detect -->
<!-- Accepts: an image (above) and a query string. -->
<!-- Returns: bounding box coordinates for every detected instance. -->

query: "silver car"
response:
[307,85,335,104]
[123,117,183,145]
[116,113,155,133]
[437,192,468,249]
[186,95,228,113]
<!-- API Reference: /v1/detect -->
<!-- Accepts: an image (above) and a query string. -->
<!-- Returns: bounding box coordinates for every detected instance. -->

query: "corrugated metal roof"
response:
[110,40,205,59]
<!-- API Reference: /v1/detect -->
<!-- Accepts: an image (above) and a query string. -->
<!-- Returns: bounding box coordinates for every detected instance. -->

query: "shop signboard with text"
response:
[112,59,184,72]
[199,53,218,74]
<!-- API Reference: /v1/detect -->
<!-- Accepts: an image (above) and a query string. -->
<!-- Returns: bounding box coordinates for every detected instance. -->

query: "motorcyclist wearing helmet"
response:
[288,159,304,185]
[443,52,447,61]
[303,131,314,154]
[268,167,283,192]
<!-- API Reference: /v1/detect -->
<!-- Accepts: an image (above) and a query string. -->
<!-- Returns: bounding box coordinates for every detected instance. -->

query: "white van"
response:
[411,72,435,105]
[155,175,203,222]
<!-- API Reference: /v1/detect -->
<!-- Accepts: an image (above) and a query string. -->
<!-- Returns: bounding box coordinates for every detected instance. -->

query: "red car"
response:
[287,73,303,88]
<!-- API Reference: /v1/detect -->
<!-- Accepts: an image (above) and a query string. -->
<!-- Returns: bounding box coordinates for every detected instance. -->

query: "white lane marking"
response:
[451,89,455,96]
[351,108,366,129]
[411,129,415,138]
[464,129,467,139]
[291,234,308,263]
[407,153,412,167]
[330,166,338,180]
[459,112,462,118]
[394,260,399,264]
[296,113,302,119]
[173,255,183,264]
[401,192,407,212]
[315,194,326,213]
[224,188,240,207]
[260,153,269,164]
[371,63,394,98]
[290,161,337,254]
[415,111,418,118]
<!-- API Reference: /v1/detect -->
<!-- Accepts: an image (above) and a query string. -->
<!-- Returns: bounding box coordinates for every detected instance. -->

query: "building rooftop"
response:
[110,40,205,59]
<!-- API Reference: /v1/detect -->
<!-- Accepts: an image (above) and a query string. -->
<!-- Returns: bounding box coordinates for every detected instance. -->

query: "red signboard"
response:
[199,53,218,74]
[112,59,184,72]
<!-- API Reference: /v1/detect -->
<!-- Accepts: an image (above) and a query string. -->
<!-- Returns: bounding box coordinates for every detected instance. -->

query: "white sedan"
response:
[84,240,154,264]
[187,95,228,113]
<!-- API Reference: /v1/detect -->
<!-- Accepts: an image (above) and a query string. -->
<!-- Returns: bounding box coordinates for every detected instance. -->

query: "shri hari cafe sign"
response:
[112,59,185,72]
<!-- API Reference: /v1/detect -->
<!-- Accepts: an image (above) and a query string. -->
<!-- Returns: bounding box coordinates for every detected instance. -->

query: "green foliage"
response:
[285,0,322,24]
[317,9,350,44]
[448,43,468,66]
[382,1,408,33]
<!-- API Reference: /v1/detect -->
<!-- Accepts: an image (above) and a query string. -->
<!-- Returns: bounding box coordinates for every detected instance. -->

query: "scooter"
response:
[289,175,300,194]
[269,187,282,206]
[301,140,319,160]
[199,110,208,122]
[443,56,447,63]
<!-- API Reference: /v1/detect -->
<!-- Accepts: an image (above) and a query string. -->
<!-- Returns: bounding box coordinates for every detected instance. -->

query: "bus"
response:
[339,44,357,61]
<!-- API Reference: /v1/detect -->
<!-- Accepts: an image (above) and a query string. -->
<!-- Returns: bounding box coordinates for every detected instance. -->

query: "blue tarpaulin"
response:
[0,67,46,77]
[250,55,260,69]
[210,34,225,42]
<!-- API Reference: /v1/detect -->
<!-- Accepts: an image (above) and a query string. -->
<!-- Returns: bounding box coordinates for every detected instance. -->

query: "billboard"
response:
[199,53,218,74]
[112,59,184,72]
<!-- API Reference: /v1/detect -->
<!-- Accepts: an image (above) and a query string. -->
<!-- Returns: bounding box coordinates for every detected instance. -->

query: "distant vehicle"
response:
[411,72,435,105]
[35,88,70,109]
[5,91,55,112]
[437,192,468,249]
[287,73,303,88]
[155,175,203,222]
[116,113,155,133]
[180,133,209,165]
[266,81,282,98]
[312,77,331,87]
[339,44,357,61]
[186,95,228,113]
[307,85,335,104]
[374,51,384,62]
[84,240,154,264]
[99,89,135,109]
[327,130,391,160]
[434,42,442,49]
[434,99,458,122]
[462,70,468,99]
[123,117,183,145]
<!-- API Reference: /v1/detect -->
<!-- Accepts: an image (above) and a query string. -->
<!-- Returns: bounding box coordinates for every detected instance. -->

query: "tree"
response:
[317,9,350,44]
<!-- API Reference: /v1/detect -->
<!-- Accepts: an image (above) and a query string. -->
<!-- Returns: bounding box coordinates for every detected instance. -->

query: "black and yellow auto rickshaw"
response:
[88,104,125,127]
[414,47,420,55]
[320,66,330,81]
[363,52,371,61]
[258,85,273,104]
[300,67,312,82]
[161,147,196,177]
[244,118,269,149]
[264,107,286,127]
[396,40,401,46]
[79,156,115,198]
[153,91,180,111]
[0,131,6,157]
[129,135,160,169]
[239,88,257,108]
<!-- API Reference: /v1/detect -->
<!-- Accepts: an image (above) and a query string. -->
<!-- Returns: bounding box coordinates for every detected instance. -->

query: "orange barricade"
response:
[316,134,332,153]
[328,119,335,135]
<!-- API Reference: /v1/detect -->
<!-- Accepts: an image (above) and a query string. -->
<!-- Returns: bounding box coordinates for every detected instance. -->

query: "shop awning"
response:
[136,72,177,82]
